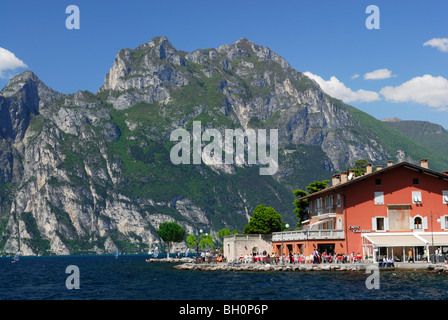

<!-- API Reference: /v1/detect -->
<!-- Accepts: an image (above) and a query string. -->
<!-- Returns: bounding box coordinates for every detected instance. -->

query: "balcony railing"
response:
[272,229,345,242]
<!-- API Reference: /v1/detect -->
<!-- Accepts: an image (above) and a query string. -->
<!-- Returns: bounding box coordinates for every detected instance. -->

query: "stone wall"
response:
[223,234,272,261]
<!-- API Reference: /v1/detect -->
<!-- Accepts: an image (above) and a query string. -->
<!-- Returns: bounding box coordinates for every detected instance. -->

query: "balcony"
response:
[272,229,345,242]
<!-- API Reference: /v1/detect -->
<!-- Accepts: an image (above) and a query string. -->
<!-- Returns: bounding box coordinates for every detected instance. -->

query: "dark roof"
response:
[297,161,448,200]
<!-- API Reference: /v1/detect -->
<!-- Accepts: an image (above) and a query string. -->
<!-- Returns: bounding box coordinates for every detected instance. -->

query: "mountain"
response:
[382,117,448,160]
[1,36,446,256]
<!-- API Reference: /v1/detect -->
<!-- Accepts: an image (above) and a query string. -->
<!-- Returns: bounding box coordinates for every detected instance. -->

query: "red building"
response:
[272,159,448,263]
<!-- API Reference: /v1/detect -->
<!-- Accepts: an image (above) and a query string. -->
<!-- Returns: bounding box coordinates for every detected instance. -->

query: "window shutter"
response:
[384,218,390,231]
[372,218,377,231]
[337,218,342,229]
[422,217,428,230]
[374,192,384,205]
[409,217,414,230]
[441,216,446,230]
[443,191,448,204]
[412,191,422,204]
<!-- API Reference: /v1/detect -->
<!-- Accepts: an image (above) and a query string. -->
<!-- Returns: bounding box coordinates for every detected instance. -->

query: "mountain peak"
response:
[235,37,253,44]
[0,71,40,97]
[381,117,402,123]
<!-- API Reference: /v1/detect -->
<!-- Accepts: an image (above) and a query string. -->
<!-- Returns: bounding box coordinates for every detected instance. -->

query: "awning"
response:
[418,233,448,246]
[309,218,333,230]
[362,233,428,247]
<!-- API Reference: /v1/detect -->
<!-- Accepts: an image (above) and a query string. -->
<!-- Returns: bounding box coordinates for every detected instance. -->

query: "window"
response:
[375,179,381,185]
[413,178,419,185]
[325,195,333,208]
[409,216,427,230]
[315,198,323,212]
[377,217,385,230]
[414,217,422,229]
[336,194,341,207]
[372,217,389,231]
[374,192,384,205]
[412,191,422,204]
[443,191,448,204]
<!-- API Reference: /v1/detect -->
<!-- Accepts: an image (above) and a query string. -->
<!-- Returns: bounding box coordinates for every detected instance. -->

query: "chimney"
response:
[340,171,347,183]
[376,165,383,171]
[421,159,428,169]
[348,169,356,180]
[387,160,393,167]
[366,163,372,174]
[332,174,341,186]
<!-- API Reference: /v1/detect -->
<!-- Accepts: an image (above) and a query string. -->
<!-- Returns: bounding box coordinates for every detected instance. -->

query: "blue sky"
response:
[1,0,447,127]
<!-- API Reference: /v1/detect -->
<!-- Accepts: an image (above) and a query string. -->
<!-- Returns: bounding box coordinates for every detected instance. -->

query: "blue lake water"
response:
[1,255,447,300]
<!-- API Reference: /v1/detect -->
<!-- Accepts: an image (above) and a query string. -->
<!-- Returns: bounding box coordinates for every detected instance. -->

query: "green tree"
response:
[157,222,186,259]
[186,232,215,263]
[243,204,283,234]
[293,180,329,228]
[216,228,238,244]
[353,159,369,177]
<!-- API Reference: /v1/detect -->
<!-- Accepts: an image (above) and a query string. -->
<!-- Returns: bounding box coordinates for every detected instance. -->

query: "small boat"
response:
[11,251,20,263]
[146,246,158,263]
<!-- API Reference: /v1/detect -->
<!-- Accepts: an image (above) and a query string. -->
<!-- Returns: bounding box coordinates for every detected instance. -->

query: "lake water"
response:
[1,255,447,300]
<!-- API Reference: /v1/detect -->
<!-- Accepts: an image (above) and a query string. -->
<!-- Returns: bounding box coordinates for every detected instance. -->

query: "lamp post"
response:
[196,229,203,264]
[281,223,289,265]
[430,211,441,264]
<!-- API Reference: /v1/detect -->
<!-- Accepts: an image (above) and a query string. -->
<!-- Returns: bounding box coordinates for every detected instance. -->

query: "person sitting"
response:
[381,257,387,268]
[388,257,395,268]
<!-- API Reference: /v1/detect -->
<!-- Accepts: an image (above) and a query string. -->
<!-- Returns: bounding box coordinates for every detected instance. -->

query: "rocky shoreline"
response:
[170,261,448,273]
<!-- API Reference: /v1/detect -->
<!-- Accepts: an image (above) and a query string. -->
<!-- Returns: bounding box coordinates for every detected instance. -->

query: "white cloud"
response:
[351,74,360,79]
[380,75,448,109]
[423,38,448,52]
[364,68,393,80]
[0,47,27,78]
[304,72,380,103]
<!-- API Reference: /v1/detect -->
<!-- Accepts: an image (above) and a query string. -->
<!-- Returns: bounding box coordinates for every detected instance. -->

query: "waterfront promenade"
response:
[147,258,448,273]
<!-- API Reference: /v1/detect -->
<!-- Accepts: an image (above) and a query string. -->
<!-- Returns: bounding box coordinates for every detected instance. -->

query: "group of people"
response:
[241,250,363,264]
[197,250,226,263]
[379,256,395,268]
[310,251,363,264]
[407,248,448,263]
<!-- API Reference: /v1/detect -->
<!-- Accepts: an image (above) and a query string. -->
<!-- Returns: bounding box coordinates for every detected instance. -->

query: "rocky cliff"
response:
[0,36,444,256]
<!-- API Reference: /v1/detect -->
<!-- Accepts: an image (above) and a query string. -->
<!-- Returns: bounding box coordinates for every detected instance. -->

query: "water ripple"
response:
[0,256,447,300]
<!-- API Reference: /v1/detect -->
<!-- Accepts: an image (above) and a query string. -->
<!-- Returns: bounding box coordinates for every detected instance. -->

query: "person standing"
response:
[408,250,414,263]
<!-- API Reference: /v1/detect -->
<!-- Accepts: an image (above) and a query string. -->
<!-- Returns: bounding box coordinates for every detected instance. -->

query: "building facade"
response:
[272,159,448,262]
[223,234,272,262]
